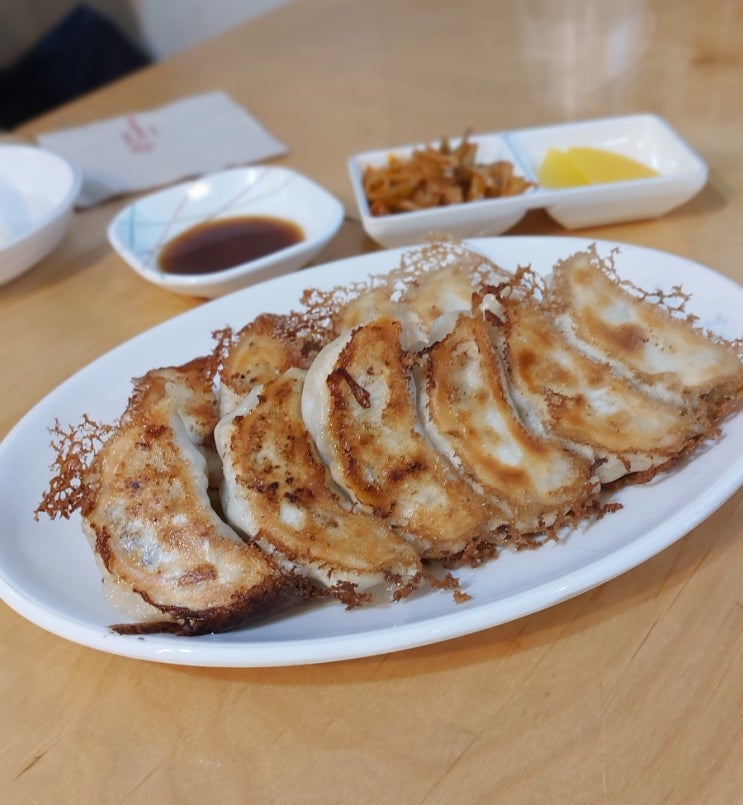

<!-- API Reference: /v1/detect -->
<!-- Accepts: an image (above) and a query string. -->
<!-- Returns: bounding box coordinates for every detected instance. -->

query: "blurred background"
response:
[0,0,293,128]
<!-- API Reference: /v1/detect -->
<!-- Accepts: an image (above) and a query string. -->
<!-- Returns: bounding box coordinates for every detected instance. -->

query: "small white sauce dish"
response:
[0,144,81,286]
[107,166,345,298]
[348,114,708,247]
[348,133,535,248]
[506,113,709,228]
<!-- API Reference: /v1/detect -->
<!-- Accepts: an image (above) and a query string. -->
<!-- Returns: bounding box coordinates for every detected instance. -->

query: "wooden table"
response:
[2,1,741,801]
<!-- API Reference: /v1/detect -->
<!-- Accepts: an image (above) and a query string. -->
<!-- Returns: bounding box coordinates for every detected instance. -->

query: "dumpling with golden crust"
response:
[219,314,320,416]
[548,249,743,417]
[215,367,423,600]
[417,311,600,533]
[80,357,300,635]
[302,316,505,559]
[494,299,707,485]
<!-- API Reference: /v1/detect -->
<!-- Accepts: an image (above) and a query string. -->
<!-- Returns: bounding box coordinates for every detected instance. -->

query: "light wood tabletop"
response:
[1,1,741,802]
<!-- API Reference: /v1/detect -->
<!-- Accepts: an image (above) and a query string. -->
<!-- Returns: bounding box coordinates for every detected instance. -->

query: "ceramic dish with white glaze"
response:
[348,114,708,247]
[0,237,740,668]
[348,132,536,248]
[107,166,345,298]
[0,144,81,285]
[506,113,709,228]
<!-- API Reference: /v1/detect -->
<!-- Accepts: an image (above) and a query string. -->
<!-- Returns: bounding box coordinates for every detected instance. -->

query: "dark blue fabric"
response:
[0,4,150,129]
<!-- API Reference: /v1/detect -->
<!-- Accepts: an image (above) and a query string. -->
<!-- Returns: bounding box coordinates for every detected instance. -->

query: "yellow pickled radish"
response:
[566,147,659,183]
[538,146,660,188]
[538,148,590,188]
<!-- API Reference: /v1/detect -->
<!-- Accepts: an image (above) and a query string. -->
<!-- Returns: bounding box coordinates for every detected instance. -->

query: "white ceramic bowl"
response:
[0,144,81,285]
[348,132,535,248]
[107,166,345,298]
[506,113,709,228]
[348,114,708,246]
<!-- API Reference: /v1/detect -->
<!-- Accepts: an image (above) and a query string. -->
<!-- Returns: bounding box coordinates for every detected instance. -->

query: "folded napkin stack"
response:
[37,91,288,207]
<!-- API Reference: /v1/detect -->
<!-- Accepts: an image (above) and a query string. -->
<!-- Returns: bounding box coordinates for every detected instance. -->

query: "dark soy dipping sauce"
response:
[158,216,305,276]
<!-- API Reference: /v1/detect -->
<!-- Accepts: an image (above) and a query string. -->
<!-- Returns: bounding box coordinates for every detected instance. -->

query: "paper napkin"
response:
[37,91,289,207]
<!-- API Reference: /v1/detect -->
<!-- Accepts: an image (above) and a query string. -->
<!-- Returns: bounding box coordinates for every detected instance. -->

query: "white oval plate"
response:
[107,166,344,298]
[1,237,741,667]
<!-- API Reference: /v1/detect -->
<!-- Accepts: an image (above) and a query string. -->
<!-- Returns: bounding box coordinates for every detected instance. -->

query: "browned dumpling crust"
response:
[418,311,600,531]
[80,357,302,635]
[216,367,422,602]
[302,317,506,559]
[548,249,743,418]
[493,294,708,484]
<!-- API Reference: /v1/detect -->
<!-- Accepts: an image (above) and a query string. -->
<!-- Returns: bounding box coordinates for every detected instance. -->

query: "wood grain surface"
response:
[1,1,741,802]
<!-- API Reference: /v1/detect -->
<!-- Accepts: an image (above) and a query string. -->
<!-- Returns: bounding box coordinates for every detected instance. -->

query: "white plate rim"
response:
[1,235,741,667]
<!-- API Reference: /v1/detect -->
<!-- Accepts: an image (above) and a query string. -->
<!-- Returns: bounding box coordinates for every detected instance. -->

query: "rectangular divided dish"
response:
[348,114,708,248]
